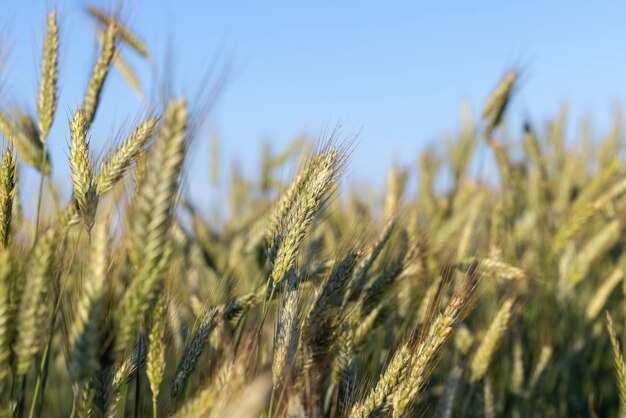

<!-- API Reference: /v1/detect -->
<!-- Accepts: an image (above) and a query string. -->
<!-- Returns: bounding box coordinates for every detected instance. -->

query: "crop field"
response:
[0,5,624,418]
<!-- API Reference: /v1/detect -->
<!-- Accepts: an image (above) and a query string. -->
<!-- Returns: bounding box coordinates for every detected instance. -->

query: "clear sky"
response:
[2,1,626,213]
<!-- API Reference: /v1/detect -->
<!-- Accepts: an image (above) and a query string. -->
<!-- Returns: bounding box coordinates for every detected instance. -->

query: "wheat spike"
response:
[171,305,222,400]
[470,298,515,382]
[511,334,524,395]
[87,6,148,58]
[83,21,117,127]
[147,294,168,414]
[0,148,16,248]
[95,29,144,98]
[115,100,187,358]
[526,344,552,395]
[270,149,340,286]
[266,152,325,263]
[0,111,50,173]
[349,344,411,418]
[567,220,621,287]
[14,228,58,376]
[482,70,517,137]
[69,221,108,380]
[37,10,59,141]
[392,295,467,415]
[332,324,357,414]
[608,312,626,413]
[95,117,157,196]
[483,374,496,418]
[586,268,624,321]
[272,269,300,388]
[69,109,98,229]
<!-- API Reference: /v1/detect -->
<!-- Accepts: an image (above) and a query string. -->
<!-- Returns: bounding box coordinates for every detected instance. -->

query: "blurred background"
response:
[2,1,626,215]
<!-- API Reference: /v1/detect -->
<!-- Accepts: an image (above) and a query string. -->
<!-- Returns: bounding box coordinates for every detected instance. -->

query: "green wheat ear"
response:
[37,10,59,142]
[83,20,117,128]
[69,220,108,380]
[69,109,98,230]
[95,117,158,196]
[87,5,148,58]
[470,298,515,383]
[0,148,16,249]
[14,228,58,377]
[606,312,626,413]
[0,111,51,173]
[147,295,168,415]
[115,99,187,359]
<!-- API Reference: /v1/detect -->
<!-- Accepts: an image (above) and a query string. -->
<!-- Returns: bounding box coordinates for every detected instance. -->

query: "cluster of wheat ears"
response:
[0,5,625,418]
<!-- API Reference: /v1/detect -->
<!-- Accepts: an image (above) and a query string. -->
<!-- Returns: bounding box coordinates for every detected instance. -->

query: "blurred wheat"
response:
[0,5,623,418]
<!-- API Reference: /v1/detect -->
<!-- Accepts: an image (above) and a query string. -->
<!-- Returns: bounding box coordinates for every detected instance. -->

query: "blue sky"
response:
[2,1,626,213]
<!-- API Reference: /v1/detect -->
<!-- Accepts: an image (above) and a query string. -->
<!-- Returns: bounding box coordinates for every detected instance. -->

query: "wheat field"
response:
[0,5,624,418]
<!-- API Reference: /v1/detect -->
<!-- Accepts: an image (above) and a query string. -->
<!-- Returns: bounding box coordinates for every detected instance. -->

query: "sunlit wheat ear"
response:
[566,220,621,288]
[0,148,16,248]
[14,228,58,376]
[87,5,148,58]
[69,109,98,230]
[171,305,222,400]
[0,111,50,173]
[95,29,144,98]
[470,298,515,382]
[266,152,325,263]
[69,220,108,380]
[272,269,300,388]
[458,258,526,282]
[391,294,467,415]
[95,117,158,196]
[481,70,517,138]
[128,102,186,269]
[37,10,59,142]
[83,21,117,127]
[348,344,411,418]
[586,268,624,321]
[147,294,167,413]
[607,311,626,412]
[270,149,343,286]
[115,100,187,358]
